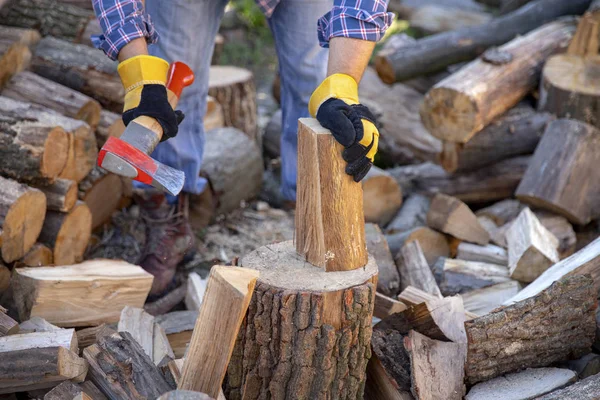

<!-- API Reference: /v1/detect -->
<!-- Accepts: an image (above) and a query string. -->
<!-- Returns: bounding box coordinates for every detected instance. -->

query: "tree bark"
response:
[0,176,46,263]
[32,178,77,212]
[224,240,378,400]
[408,5,491,35]
[465,275,597,384]
[376,0,589,83]
[420,18,577,143]
[78,167,125,230]
[516,119,600,225]
[536,372,600,400]
[362,166,403,227]
[32,37,123,112]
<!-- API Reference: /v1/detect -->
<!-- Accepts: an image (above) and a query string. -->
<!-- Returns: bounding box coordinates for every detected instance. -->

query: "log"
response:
[465,368,576,400]
[33,178,77,212]
[0,264,8,293]
[434,257,512,296]
[0,307,18,336]
[95,110,120,149]
[208,66,257,142]
[0,25,40,53]
[32,37,122,112]
[418,156,531,204]
[405,330,467,400]
[37,202,92,265]
[18,316,60,333]
[185,272,207,312]
[478,216,512,248]
[179,267,258,398]
[144,283,187,316]
[0,328,78,353]
[536,372,600,399]
[506,208,559,283]
[427,193,490,245]
[461,281,522,316]
[365,352,413,400]
[202,127,263,215]
[392,0,486,17]
[374,292,408,320]
[567,0,600,57]
[117,306,154,361]
[2,71,101,129]
[476,199,524,226]
[395,241,442,298]
[456,243,508,266]
[153,323,174,367]
[376,0,587,84]
[75,324,107,350]
[439,105,553,173]
[79,381,107,400]
[398,286,479,320]
[516,120,600,225]
[12,260,153,326]
[20,243,53,267]
[158,392,214,400]
[58,122,97,183]
[369,325,412,397]
[0,0,93,41]
[0,346,87,394]
[536,211,577,259]
[465,275,597,384]
[54,0,93,10]
[366,223,400,297]
[295,118,367,271]
[224,240,378,400]
[156,311,198,359]
[387,162,447,197]
[386,193,430,235]
[386,226,450,266]
[409,5,491,35]
[78,167,124,230]
[0,42,31,88]
[83,331,175,400]
[362,166,403,226]
[0,176,46,263]
[420,18,577,143]
[505,236,600,304]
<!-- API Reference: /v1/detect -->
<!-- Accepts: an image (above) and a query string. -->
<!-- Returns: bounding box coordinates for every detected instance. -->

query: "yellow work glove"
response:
[309,73,379,182]
[118,55,184,141]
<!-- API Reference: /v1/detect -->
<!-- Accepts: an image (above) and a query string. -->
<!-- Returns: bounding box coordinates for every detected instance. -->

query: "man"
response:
[92,0,392,295]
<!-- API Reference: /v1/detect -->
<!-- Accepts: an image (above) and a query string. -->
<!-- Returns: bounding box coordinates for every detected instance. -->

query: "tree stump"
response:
[208,66,257,142]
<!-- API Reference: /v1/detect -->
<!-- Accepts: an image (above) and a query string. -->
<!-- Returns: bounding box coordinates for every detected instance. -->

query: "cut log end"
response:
[375,54,396,84]
[420,87,479,143]
[41,127,70,179]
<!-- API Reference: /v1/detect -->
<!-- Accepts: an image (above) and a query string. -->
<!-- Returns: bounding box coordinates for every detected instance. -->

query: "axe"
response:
[98,62,195,196]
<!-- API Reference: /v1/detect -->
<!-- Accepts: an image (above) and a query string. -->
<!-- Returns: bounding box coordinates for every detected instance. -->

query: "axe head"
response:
[98,136,185,196]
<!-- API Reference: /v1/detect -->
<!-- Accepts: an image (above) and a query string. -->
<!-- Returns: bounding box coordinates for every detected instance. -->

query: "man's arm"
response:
[327,37,375,84]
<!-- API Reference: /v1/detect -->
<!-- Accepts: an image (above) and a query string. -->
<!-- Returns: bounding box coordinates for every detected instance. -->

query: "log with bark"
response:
[420,18,577,143]
[20,243,53,267]
[386,193,430,235]
[456,242,508,266]
[37,202,91,265]
[516,119,600,225]
[208,66,257,142]
[79,381,107,400]
[386,226,450,267]
[391,0,485,18]
[438,105,553,173]
[32,178,77,212]
[376,0,588,83]
[409,5,491,35]
[427,193,490,245]
[366,223,400,297]
[567,0,600,57]
[2,71,101,129]
[0,176,46,263]
[433,257,512,296]
[95,110,121,148]
[44,380,90,400]
[32,37,122,112]
[395,240,442,297]
[536,372,600,399]
[0,25,40,53]
[78,167,125,230]
[465,275,597,384]
[461,280,522,316]
[144,283,187,316]
[362,166,403,226]
[202,127,263,215]
[374,292,407,320]
[117,306,154,361]
[0,42,30,88]
[12,260,153,326]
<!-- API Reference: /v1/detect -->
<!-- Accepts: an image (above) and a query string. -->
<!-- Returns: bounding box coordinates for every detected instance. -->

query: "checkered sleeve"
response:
[317,0,394,47]
[91,0,158,60]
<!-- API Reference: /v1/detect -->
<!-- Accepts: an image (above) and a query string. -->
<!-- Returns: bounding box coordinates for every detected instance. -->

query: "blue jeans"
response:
[145,0,330,201]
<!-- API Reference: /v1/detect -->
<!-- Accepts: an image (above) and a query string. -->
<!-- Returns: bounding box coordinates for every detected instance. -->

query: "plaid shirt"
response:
[92,0,393,60]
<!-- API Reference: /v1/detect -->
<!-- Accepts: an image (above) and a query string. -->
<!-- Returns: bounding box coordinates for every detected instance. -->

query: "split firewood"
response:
[369,327,412,397]
[362,166,403,226]
[461,281,522,316]
[156,311,198,359]
[185,272,207,312]
[395,241,442,298]
[31,37,122,112]
[144,283,187,316]
[427,193,490,245]
[561,353,600,379]
[506,208,559,282]
[75,324,108,350]
[439,105,553,173]
[84,331,174,399]
[19,316,61,333]
[517,119,600,225]
[506,236,600,304]
[179,267,258,398]
[78,167,124,230]
[168,359,184,386]
[2,71,101,129]
[536,211,577,259]
[153,323,175,367]
[95,110,121,148]
[202,127,263,215]
[420,18,577,143]
[295,118,367,271]
[0,346,87,394]
[386,227,450,266]
[465,368,576,400]
[0,328,78,354]
[12,260,153,326]
[158,392,214,400]
[386,193,430,235]
[0,264,9,293]
[476,199,524,226]
[398,286,479,320]
[45,380,90,400]
[118,306,154,360]
[456,242,508,266]
[433,258,512,295]
[366,223,400,297]
[536,372,600,399]
[408,5,491,35]
[32,179,78,213]
[374,292,408,320]
[465,275,597,384]
[79,381,107,400]
[37,202,92,265]
[0,176,46,263]
[208,66,257,141]
[0,306,18,336]
[204,95,224,132]
[364,352,413,400]
[376,0,587,83]
[567,0,600,56]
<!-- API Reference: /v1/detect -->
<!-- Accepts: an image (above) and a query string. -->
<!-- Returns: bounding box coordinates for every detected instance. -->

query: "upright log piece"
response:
[465,275,597,384]
[427,193,490,245]
[420,18,577,143]
[33,179,77,212]
[362,166,403,226]
[0,176,46,263]
[37,202,91,265]
[295,118,368,271]
[516,119,600,225]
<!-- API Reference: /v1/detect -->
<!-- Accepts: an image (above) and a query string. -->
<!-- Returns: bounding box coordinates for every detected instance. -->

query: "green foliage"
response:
[230,0,269,30]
